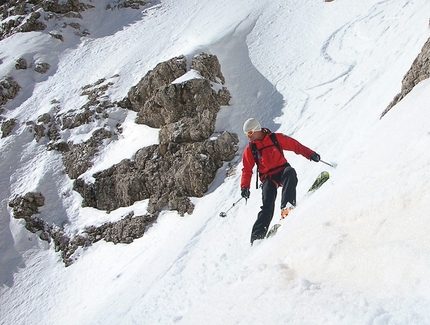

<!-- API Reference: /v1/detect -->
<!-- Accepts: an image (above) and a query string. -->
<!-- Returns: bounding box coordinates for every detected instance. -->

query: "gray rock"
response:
[1,118,18,138]
[10,53,238,266]
[33,124,46,142]
[73,131,238,215]
[9,192,155,267]
[41,0,85,14]
[9,192,45,219]
[0,76,21,105]
[382,37,430,117]
[138,79,220,134]
[15,57,28,70]
[34,62,50,74]
[73,53,238,216]
[191,53,226,84]
[37,113,52,124]
[63,128,112,179]
[128,56,187,112]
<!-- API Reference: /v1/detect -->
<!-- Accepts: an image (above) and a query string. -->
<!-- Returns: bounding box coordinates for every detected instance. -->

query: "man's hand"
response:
[310,153,321,162]
[241,188,250,199]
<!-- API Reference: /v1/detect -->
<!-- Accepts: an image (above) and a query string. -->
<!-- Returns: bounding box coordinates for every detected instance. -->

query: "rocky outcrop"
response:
[0,0,89,39]
[73,53,238,216]
[15,57,50,73]
[382,37,430,118]
[140,79,223,144]
[0,76,20,106]
[74,131,238,215]
[135,54,231,148]
[63,128,113,179]
[3,0,237,268]
[34,62,50,74]
[61,78,115,130]
[191,53,226,84]
[27,111,61,144]
[106,0,148,10]
[58,78,120,176]
[127,56,188,112]
[39,0,86,14]
[0,0,148,41]
[1,118,18,138]
[15,58,28,70]
[9,192,156,266]
[8,192,46,222]
[28,78,117,161]
[9,53,237,266]
[0,10,46,39]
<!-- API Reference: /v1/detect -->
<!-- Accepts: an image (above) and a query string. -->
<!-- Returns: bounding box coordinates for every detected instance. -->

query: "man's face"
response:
[247,130,265,141]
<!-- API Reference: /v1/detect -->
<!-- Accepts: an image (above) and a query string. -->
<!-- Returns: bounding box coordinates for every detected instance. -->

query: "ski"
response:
[265,171,330,239]
[266,223,281,238]
[308,171,330,192]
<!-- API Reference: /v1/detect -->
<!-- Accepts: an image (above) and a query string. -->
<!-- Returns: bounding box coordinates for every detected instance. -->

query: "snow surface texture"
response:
[1,0,430,324]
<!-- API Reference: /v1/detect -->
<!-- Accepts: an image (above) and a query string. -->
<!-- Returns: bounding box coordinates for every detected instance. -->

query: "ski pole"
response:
[219,197,244,217]
[320,159,337,168]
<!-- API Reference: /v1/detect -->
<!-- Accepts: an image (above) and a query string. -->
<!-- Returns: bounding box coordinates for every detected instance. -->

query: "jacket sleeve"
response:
[240,145,255,189]
[277,134,315,159]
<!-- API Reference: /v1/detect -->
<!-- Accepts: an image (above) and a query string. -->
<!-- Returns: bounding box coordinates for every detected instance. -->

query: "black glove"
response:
[310,153,321,162]
[241,188,250,199]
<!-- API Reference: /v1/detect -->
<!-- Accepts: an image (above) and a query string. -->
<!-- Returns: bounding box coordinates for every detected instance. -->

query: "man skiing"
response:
[240,118,321,244]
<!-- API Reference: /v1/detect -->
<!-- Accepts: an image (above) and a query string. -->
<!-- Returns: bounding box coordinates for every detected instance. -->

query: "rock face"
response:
[0,76,20,106]
[0,0,148,41]
[128,56,188,112]
[73,53,238,216]
[63,128,113,179]
[0,0,89,40]
[34,62,50,74]
[191,52,226,84]
[9,192,156,266]
[74,131,238,215]
[1,118,18,138]
[8,53,237,266]
[2,0,237,266]
[15,57,28,70]
[382,37,430,118]
[140,79,223,144]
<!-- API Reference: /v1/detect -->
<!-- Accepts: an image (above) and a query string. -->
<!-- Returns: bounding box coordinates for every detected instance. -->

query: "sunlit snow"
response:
[1,0,430,324]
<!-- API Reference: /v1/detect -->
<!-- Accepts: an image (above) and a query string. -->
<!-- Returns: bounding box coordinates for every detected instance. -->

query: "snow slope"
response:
[1,0,430,324]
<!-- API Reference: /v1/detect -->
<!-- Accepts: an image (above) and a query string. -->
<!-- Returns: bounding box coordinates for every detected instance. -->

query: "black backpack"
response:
[249,128,284,188]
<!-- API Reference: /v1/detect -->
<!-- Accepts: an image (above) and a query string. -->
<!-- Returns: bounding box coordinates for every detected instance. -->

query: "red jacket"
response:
[241,131,315,189]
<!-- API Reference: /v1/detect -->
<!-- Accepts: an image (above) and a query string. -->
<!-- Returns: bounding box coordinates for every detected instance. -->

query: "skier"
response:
[240,118,321,244]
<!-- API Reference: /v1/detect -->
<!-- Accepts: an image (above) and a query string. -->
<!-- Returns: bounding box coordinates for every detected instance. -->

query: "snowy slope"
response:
[1,0,430,324]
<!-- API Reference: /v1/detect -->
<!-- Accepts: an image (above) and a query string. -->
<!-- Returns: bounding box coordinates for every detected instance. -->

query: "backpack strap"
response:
[250,142,259,165]
[268,132,283,156]
[249,142,259,189]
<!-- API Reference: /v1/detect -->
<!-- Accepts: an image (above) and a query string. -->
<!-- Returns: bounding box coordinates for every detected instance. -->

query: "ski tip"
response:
[308,171,330,192]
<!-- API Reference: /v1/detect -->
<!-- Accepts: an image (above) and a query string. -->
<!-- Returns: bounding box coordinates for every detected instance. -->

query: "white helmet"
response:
[243,118,261,135]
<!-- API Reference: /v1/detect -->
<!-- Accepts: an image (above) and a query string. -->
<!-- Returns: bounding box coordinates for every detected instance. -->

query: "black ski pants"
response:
[250,166,298,244]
